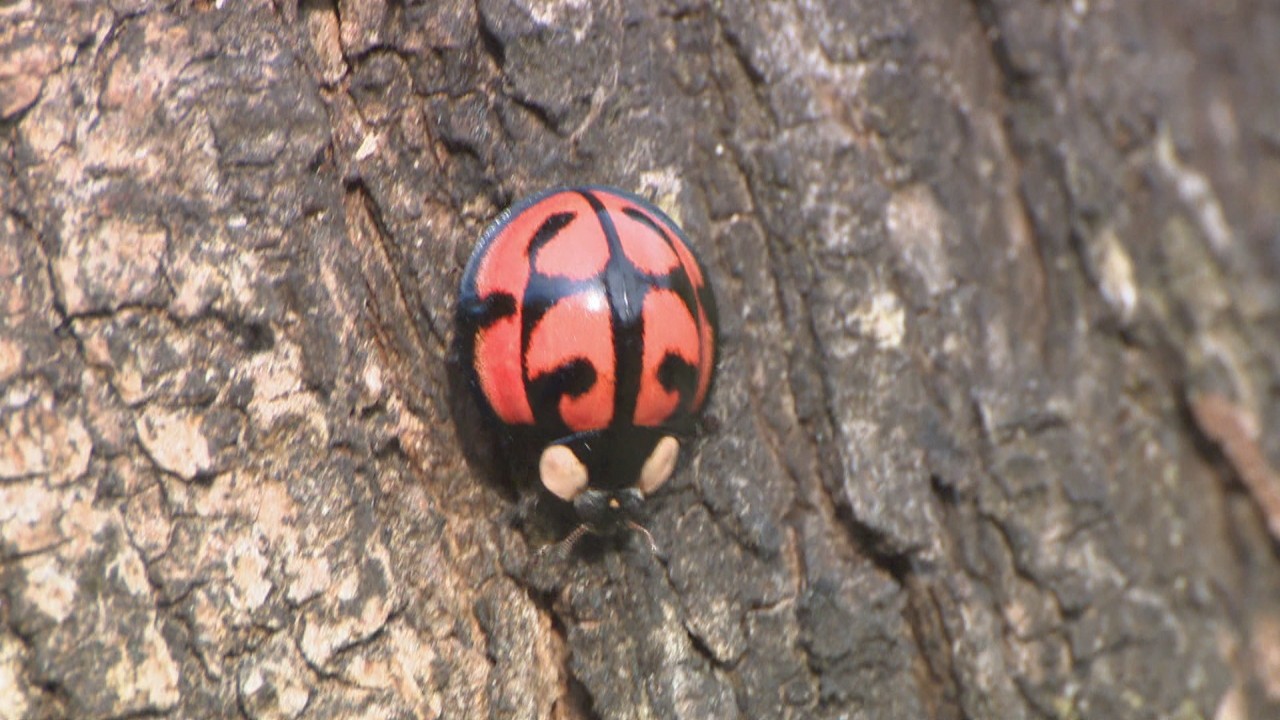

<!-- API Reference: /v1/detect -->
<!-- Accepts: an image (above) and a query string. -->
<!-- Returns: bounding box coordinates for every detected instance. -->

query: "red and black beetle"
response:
[456,186,718,551]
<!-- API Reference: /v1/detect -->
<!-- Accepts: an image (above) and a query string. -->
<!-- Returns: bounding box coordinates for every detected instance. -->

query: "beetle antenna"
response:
[627,521,664,559]
[539,523,590,561]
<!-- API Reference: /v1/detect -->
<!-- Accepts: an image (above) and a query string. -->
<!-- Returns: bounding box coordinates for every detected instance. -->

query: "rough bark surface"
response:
[2,0,1279,718]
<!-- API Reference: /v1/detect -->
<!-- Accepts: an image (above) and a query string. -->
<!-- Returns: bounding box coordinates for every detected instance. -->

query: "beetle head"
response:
[537,434,679,547]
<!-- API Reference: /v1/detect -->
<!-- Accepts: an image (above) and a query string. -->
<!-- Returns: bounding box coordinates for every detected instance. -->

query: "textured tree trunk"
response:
[3,0,1279,718]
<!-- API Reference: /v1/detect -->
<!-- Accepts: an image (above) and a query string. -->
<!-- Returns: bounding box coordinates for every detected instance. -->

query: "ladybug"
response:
[456,186,719,552]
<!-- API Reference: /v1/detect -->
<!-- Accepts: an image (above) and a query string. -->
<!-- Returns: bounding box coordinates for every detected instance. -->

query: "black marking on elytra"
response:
[657,352,699,417]
[515,205,603,433]
[629,202,720,414]
[580,189,649,432]
[461,292,516,329]
[621,207,672,273]
[520,275,605,342]
[526,358,598,434]
[620,204,707,354]
[527,211,577,258]
[483,188,713,441]
[619,202,711,421]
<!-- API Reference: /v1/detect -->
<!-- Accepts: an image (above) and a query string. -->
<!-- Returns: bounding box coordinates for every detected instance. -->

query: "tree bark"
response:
[3,0,1279,718]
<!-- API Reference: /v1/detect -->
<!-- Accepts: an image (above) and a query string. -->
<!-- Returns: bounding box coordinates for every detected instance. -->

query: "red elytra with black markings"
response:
[456,186,718,547]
